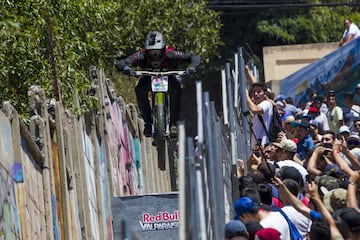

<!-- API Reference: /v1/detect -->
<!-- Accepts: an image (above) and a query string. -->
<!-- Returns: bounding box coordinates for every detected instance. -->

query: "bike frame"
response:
[133,70,185,170]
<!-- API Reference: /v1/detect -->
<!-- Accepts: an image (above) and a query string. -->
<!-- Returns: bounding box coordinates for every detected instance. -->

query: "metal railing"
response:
[178,47,252,239]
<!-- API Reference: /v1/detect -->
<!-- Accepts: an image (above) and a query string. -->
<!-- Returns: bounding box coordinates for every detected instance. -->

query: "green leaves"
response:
[219,2,360,80]
[0,0,221,118]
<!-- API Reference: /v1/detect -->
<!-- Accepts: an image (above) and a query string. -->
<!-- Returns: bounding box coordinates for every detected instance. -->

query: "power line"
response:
[207,2,360,10]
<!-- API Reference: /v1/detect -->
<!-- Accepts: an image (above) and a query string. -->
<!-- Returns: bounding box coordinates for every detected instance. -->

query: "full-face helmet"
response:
[144,31,166,62]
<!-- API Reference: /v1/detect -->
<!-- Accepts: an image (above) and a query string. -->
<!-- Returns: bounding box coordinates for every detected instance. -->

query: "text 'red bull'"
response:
[139,210,180,231]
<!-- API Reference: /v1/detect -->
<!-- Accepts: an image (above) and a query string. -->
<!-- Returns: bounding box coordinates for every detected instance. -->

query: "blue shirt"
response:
[297,134,315,160]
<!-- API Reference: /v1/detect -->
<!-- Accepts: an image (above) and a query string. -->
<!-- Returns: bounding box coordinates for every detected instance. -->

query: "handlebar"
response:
[132,70,186,77]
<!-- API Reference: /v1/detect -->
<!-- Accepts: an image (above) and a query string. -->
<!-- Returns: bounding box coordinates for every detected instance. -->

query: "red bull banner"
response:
[112,193,179,239]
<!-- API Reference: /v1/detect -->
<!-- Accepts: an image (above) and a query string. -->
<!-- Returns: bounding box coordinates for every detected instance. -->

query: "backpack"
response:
[258,106,283,142]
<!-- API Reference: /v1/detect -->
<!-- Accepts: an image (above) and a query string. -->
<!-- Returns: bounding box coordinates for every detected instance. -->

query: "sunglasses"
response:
[347,140,360,145]
[354,124,360,128]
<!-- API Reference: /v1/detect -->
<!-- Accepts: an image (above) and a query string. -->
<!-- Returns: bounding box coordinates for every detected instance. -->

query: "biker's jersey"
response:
[115,46,200,71]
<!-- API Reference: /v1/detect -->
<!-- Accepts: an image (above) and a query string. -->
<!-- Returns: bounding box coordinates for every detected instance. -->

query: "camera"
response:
[306,174,314,183]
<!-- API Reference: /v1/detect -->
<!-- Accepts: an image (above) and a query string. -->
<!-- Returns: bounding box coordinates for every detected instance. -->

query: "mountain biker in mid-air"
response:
[115,31,200,137]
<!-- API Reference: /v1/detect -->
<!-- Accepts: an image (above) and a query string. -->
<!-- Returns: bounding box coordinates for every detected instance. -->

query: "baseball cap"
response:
[348,134,360,141]
[328,90,335,97]
[313,95,323,103]
[323,188,347,213]
[333,207,360,233]
[290,119,310,129]
[297,113,312,120]
[277,166,303,186]
[339,125,350,134]
[344,91,354,97]
[323,163,342,175]
[255,228,281,240]
[234,197,258,219]
[275,94,286,101]
[315,175,340,194]
[308,107,319,113]
[276,101,285,108]
[272,139,297,153]
[224,220,248,238]
[245,221,263,240]
[347,135,360,146]
[283,115,295,124]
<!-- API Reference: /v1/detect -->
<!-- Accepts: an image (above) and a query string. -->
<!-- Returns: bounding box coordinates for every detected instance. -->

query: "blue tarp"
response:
[280,38,360,105]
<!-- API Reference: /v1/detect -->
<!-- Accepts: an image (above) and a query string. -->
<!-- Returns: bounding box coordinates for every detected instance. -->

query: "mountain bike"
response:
[133,70,185,170]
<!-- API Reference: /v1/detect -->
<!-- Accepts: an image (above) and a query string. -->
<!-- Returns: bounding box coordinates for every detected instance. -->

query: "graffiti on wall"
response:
[0,113,20,240]
[280,38,360,105]
[96,139,112,240]
[83,132,100,239]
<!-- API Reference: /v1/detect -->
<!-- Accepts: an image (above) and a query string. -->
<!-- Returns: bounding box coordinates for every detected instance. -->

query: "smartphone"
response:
[306,174,314,183]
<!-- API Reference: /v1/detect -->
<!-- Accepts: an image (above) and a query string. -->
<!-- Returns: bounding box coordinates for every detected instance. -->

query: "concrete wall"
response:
[263,42,339,86]
[0,69,172,240]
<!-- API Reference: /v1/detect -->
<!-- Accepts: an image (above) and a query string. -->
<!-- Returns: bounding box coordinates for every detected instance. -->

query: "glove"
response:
[186,67,196,75]
[123,66,133,75]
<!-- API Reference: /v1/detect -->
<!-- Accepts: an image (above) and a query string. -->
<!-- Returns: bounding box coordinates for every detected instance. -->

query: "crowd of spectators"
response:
[225,67,360,239]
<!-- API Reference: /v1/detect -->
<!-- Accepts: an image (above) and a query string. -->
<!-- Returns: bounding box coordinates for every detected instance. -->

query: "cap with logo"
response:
[234,197,258,220]
[323,188,347,213]
[272,139,297,153]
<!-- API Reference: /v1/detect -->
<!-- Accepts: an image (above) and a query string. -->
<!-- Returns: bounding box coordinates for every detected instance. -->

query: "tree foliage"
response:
[0,0,222,118]
[218,1,360,79]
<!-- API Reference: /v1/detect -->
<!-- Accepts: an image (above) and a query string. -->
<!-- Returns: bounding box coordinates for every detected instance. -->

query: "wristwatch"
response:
[348,181,357,185]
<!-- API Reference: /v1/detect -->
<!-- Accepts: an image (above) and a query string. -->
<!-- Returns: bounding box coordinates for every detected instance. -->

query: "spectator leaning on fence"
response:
[245,80,273,147]
[339,19,360,47]
[245,66,278,148]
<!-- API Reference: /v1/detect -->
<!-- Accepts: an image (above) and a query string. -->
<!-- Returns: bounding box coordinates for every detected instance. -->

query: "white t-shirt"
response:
[343,22,360,40]
[314,112,330,132]
[327,106,343,133]
[260,211,291,240]
[282,206,311,240]
[343,147,360,167]
[252,100,273,146]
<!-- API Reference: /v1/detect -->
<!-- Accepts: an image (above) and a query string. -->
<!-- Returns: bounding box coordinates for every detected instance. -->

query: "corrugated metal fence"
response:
[178,48,252,240]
